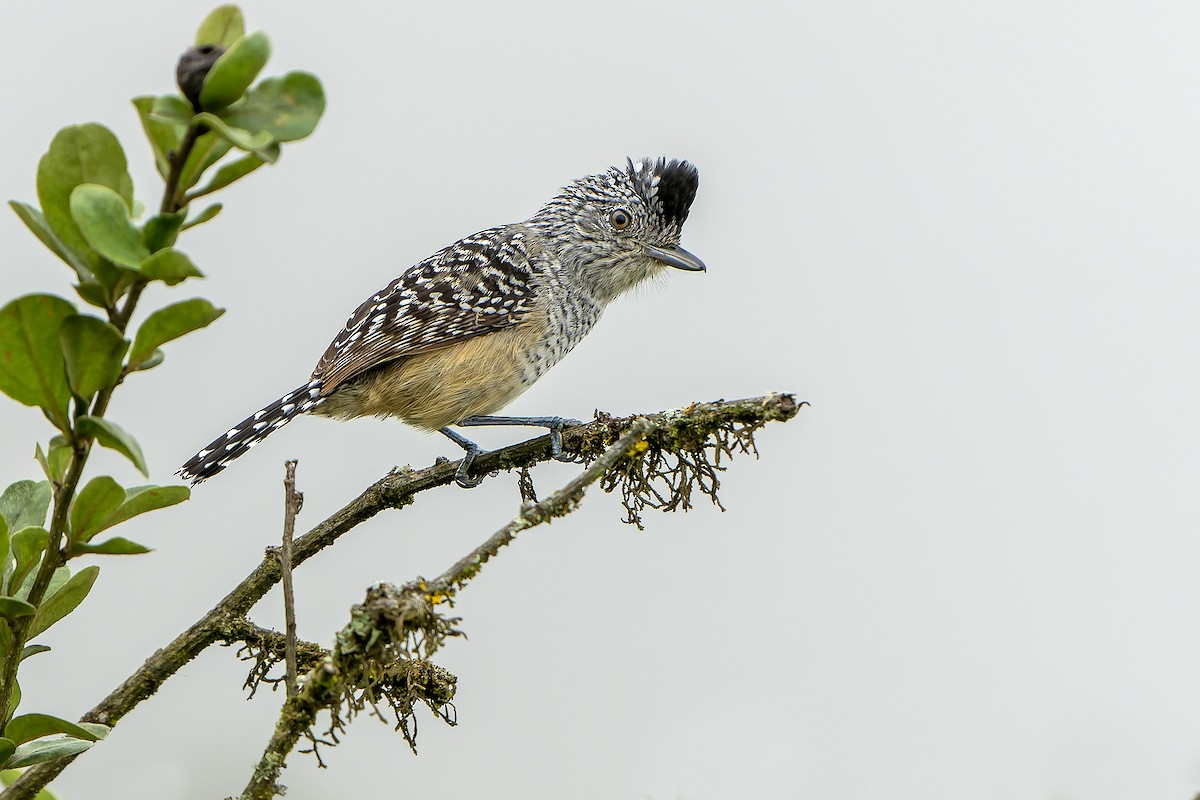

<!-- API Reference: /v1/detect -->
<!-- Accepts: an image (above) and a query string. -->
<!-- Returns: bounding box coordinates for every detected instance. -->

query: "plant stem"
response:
[0,124,201,728]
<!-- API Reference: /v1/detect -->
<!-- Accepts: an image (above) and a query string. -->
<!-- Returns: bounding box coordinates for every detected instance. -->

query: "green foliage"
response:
[70,538,151,556]
[5,736,94,769]
[190,113,275,159]
[199,30,270,111]
[66,484,186,551]
[69,478,125,545]
[131,97,180,180]
[140,249,204,286]
[68,184,148,270]
[0,297,75,432]
[28,567,99,638]
[35,125,133,272]
[59,316,128,400]
[0,483,52,535]
[129,298,225,368]
[195,4,245,48]
[100,485,189,531]
[8,530,49,600]
[74,418,148,476]
[34,124,136,306]
[34,439,71,485]
[140,211,185,253]
[0,3,325,776]
[223,73,325,143]
[182,202,222,229]
[0,602,35,625]
[5,715,103,746]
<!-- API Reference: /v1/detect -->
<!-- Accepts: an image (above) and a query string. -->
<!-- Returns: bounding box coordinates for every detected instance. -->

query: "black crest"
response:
[627,157,700,228]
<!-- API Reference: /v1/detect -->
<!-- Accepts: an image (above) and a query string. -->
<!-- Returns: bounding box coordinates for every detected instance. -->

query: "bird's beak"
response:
[645,244,706,272]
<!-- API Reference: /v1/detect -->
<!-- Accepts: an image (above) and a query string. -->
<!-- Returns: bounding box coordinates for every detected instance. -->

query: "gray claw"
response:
[455,448,485,489]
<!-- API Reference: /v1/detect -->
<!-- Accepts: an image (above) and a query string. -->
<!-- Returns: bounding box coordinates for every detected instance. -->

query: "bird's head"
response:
[531,157,704,301]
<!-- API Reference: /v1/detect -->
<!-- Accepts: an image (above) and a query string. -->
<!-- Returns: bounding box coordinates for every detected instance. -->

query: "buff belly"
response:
[311,322,544,430]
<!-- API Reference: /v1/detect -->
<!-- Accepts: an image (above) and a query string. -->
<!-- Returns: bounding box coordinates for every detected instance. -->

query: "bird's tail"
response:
[178,380,325,485]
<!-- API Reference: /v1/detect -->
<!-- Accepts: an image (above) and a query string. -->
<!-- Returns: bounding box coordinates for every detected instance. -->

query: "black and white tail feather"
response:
[177,380,325,484]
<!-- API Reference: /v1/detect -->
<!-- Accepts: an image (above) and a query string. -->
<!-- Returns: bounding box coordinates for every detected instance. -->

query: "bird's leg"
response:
[456,415,584,462]
[438,427,486,488]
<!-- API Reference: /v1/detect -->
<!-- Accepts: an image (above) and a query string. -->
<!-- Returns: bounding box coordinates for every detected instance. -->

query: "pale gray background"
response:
[2,1,1198,798]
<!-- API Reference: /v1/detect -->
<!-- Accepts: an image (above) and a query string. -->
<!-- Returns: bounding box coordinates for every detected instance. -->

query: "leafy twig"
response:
[0,121,206,724]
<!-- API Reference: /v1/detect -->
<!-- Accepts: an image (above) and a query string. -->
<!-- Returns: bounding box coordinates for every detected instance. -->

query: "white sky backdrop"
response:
[2,1,1199,798]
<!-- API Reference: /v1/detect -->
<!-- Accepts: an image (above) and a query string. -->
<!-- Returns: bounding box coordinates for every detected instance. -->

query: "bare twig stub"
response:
[279,461,303,698]
[2,394,801,800]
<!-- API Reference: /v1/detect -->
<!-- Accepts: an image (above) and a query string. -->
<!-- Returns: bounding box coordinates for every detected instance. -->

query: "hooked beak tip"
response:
[646,244,706,272]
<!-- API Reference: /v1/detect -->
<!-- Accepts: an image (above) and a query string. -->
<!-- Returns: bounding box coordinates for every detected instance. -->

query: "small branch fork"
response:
[1,394,801,800]
[239,421,653,799]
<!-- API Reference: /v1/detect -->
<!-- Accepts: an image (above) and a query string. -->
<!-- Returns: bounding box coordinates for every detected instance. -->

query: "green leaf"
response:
[68,185,148,270]
[181,202,223,230]
[15,566,68,605]
[223,72,325,143]
[97,484,188,533]
[0,518,8,592]
[128,298,224,368]
[71,538,150,556]
[75,417,147,476]
[7,202,95,285]
[188,151,270,198]
[5,715,102,746]
[36,125,133,276]
[19,645,51,663]
[148,94,194,127]
[139,249,203,286]
[191,113,275,159]
[78,724,109,741]
[199,30,270,111]
[141,212,185,253]
[132,96,182,180]
[0,295,75,431]
[34,438,71,485]
[69,477,124,545]
[6,680,18,720]
[129,350,164,373]
[72,282,111,311]
[0,599,35,622]
[0,482,52,533]
[5,736,93,769]
[28,566,99,638]
[8,528,48,598]
[59,316,128,400]
[196,4,245,48]
[177,131,232,194]
[0,742,14,771]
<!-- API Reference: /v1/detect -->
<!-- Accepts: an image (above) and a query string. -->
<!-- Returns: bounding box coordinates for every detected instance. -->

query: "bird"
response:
[178,157,704,488]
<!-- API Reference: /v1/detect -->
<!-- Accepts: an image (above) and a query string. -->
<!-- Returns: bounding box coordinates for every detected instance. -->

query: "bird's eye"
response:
[609,208,631,230]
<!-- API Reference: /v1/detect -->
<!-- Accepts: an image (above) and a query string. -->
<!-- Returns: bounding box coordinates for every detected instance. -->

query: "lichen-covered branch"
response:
[238,585,458,800]
[2,393,800,799]
[240,401,790,796]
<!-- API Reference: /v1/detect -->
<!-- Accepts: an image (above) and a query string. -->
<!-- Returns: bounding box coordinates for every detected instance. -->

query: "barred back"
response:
[177,380,325,484]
